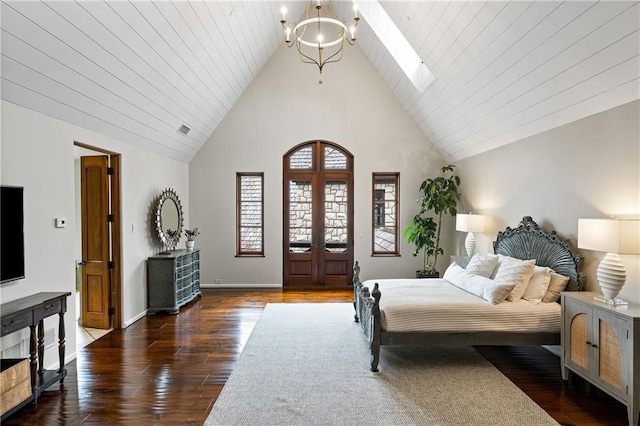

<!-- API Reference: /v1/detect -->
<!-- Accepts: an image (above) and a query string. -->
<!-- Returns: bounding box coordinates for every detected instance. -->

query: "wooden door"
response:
[80,155,111,329]
[283,141,353,287]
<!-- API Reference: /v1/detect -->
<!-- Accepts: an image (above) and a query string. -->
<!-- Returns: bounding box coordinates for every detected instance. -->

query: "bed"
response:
[353,216,586,372]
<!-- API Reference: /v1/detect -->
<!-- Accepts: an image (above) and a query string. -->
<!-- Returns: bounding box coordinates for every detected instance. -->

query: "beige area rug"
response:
[205,303,558,426]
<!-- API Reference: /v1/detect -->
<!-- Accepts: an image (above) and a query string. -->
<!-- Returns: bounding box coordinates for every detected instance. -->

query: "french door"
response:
[283,141,353,287]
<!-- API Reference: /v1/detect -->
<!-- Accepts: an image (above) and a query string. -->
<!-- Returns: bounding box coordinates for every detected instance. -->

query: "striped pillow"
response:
[541,271,570,303]
[521,266,552,304]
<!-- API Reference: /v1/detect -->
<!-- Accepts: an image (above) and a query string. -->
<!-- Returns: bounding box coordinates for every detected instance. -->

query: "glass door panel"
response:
[324,180,348,253]
[288,180,313,253]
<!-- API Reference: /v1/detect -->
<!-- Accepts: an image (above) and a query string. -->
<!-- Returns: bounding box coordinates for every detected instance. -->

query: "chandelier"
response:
[280,1,359,83]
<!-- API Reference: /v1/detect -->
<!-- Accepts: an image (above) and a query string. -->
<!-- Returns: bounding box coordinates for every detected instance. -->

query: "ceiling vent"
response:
[177,124,190,136]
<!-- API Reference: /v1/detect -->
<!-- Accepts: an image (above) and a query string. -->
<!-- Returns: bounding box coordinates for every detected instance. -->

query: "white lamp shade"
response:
[578,218,640,254]
[456,214,485,233]
[578,219,619,253]
[619,220,640,254]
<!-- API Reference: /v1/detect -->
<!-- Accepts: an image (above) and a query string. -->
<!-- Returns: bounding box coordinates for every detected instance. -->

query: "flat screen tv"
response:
[1,185,25,283]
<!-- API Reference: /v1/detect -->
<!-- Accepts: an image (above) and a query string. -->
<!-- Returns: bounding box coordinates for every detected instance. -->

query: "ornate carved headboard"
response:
[493,216,585,292]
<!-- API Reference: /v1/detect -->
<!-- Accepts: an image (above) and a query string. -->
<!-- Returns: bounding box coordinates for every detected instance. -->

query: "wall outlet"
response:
[214,279,222,284]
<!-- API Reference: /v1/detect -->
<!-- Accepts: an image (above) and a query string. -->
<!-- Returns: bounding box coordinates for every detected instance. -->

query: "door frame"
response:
[74,141,122,330]
[282,140,354,288]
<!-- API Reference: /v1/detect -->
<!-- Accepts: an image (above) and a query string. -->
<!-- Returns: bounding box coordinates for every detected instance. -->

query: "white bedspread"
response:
[361,278,561,333]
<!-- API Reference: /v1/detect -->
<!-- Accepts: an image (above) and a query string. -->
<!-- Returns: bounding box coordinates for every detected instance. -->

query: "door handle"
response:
[79,261,87,266]
[311,234,317,248]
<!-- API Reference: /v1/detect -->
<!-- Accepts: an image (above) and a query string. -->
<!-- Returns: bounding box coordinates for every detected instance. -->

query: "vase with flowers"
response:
[184,228,200,250]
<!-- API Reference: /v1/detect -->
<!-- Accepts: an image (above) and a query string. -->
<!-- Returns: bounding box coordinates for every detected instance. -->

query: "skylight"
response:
[355,1,434,93]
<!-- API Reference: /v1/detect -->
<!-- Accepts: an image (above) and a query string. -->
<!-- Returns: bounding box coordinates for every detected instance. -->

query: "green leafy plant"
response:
[404,165,461,275]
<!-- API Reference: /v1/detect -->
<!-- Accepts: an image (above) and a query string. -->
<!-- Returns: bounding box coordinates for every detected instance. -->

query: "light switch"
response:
[55,218,67,228]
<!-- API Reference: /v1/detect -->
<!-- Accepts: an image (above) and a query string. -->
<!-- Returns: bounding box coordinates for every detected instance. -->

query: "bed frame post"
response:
[370,284,381,372]
[353,261,361,323]
[352,261,383,372]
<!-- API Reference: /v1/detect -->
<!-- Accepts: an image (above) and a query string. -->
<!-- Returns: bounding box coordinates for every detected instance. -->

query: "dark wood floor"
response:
[4,289,629,425]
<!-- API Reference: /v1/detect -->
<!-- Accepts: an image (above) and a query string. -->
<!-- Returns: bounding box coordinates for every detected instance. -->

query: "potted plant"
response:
[404,165,461,278]
[184,228,200,250]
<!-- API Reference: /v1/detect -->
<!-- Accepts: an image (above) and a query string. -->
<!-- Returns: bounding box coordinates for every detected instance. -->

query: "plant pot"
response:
[185,240,195,250]
[416,271,439,279]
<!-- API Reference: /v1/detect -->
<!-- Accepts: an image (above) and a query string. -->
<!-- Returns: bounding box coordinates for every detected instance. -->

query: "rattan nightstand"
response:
[561,292,639,426]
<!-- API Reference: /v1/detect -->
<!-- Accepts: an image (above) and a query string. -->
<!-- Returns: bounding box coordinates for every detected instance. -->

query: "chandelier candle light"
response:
[578,218,640,305]
[280,0,359,83]
[456,213,486,258]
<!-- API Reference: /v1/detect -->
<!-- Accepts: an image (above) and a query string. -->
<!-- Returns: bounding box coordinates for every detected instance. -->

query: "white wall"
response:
[455,100,640,304]
[0,101,189,367]
[190,43,446,285]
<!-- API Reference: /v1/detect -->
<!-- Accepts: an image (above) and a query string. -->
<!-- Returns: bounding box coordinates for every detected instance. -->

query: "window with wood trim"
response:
[372,173,399,256]
[237,173,264,256]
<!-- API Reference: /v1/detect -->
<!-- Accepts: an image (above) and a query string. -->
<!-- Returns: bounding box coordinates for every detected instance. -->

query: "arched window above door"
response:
[324,146,347,169]
[284,141,353,172]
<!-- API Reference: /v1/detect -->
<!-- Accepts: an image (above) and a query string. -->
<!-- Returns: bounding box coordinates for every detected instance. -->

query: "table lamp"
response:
[456,213,485,258]
[578,218,640,305]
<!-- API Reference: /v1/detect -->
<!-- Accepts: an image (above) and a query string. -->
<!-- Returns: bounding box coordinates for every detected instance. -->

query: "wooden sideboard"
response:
[147,249,201,314]
[0,292,71,420]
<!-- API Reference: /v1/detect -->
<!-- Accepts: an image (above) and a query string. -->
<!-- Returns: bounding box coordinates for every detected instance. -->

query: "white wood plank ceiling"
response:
[2,1,638,163]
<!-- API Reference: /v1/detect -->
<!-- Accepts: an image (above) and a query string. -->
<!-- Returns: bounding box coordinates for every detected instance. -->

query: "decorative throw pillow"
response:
[443,263,515,304]
[521,265,552,304]
[493,257,536,302]
[465,253,499,278]
[490,254,509,279]
[541,271,570,303]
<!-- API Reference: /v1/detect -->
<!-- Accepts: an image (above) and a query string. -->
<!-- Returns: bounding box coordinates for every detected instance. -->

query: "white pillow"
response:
[465,253,499,278]
[443,263,515,304]
[493,257,536,302]
[490,254,520,278]
[541,271,570,303]
[521,266,552,304]
[491,254,508,279]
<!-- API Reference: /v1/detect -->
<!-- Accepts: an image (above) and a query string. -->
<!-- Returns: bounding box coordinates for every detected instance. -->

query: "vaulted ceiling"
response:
[2,1,638,163]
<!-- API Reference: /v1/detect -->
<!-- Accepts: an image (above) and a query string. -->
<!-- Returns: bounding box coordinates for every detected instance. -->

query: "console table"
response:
[0,292,71,420]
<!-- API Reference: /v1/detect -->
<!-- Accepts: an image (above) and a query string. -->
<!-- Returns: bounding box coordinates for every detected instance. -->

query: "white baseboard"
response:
[200,283,282,289]
[65,352,77,366]
[125,310,148,328]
